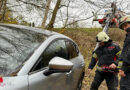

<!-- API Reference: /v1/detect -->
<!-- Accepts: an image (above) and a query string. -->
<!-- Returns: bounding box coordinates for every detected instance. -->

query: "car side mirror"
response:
[44,57,73,76]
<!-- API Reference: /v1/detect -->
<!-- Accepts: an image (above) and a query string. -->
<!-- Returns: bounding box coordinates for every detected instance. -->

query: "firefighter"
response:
[118,15,130,90]
[88,32,121,90]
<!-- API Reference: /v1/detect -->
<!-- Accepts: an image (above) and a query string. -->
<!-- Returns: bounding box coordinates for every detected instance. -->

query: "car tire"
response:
[77,74,84,90]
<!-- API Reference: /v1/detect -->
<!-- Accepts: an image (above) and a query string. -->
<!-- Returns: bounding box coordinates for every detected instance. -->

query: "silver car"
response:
[0,24,85,90]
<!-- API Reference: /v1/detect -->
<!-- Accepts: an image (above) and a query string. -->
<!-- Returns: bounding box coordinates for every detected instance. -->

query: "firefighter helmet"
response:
[119,15,130,30]
[96,32,110,42]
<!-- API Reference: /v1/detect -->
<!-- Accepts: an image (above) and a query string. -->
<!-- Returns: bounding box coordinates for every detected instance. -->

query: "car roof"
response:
[0,23,59,37]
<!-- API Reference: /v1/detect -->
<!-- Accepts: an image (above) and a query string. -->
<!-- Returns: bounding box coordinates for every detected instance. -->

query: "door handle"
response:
[66,70,72,77]
[81,63,85,67]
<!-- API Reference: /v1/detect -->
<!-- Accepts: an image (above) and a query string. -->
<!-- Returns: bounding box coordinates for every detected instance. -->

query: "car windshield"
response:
[0,26,47,76]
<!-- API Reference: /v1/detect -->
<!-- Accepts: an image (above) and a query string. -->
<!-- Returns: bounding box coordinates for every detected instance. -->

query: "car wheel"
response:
[77,74,84,90]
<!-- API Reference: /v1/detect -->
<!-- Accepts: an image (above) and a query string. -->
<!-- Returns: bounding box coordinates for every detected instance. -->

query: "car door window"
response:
[30,39,69,72]
[65,41,79,59]
[41,40,69,67]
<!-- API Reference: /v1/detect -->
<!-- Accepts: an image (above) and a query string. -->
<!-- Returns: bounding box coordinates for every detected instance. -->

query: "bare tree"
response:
[41,0,51,28]
[47,0,61,29]
[0,0,7,22]
[63,0,70,28]
[0,0,128,28]
[0,0,4,13]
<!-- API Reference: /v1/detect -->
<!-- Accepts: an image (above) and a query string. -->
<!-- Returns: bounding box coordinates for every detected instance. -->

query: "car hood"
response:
[0,75,28,90]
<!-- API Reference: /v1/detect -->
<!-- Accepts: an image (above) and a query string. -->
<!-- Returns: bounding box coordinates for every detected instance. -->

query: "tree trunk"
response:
[0,0,4,14]
[47,0,61,29]
[63,0,70,28]
[41,0,51,28]
[0,0,7,22]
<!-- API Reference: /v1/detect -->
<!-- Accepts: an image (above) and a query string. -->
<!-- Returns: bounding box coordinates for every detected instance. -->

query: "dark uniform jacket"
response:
[88,40,121,70]
[120,28,130,71]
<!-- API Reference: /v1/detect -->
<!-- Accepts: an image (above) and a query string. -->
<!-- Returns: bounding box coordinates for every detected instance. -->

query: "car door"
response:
[28,39,74,90]
[65,40,85,90]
